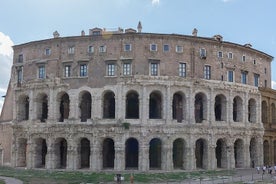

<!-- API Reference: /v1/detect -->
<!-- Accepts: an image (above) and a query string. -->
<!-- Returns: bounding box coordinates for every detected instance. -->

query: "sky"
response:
[0,0,276,114]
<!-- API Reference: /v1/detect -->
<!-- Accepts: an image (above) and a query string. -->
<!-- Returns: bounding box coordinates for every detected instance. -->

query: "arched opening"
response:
[233,96,243,122]
[216,139,227,168]
[263,140,269,166]
[102,138,115,169]
[173,138,186,169]
[234,139,244,168]
[37,93,48,122]
[248,99,256,123]
[80,138,90,168]
[17,138,27,167]
[149,91,162,119]
[173,92,186,123]
[195,138,208,169]
[149,138,162,169]
[126,91,139,119]
[214,94,226,121]
[103,91,115,119]
[59,93,70,122]
[194,93,207,123]
[80,91,91,122]
[18,95,29,121]
[262,101,268,124]
[125,138,139,169]
[34,138,47,168]
[249,138,258,168]
[53,138,67,169]
[271,103,276,124]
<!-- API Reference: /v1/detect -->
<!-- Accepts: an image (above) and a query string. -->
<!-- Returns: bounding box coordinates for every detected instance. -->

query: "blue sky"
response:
[0,0,276,113]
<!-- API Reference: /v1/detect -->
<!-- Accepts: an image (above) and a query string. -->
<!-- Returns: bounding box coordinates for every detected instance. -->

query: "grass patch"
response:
[0,166,236,184]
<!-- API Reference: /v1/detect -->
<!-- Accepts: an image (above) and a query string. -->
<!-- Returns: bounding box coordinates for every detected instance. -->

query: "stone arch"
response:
[102,138,115,169]
[233,96,243,122]
[125,90,139,119]
[248,98,256,123]
[149,91,162,119]
[234,139,244,168]
[214,94,227,121]
[33,138,47,168]
[262,101,268,124]
[125,138,139,169]
[249,138,258,168]
[36,93,48,122]
[216,138,227,168]
[53,138,67,169]
[173,138,187,169]
[79,91,92,122]
[263,140,270,165]
[149,138,162,169]
[172,92,186,123]
[194,92,207,123]
[80,138,90,168]
[195,138,208,169]
[17,94,29,121]
[57,92,70,122]
[103,91,115,119]
[271,103,276,124]
[17,138,27,167]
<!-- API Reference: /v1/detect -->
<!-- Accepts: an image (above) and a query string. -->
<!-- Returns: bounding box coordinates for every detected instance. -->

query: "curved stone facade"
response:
[6,27,274,171]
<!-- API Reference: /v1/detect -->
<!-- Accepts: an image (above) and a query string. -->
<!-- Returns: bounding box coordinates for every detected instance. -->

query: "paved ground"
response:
[0,168,275,184]
[0,176,23,184]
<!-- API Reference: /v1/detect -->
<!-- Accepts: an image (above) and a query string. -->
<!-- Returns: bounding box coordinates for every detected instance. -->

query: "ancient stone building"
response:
[260,87,276,166]
[0,23,274,171]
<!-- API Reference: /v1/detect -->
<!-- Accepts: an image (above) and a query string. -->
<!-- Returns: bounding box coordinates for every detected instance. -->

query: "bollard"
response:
[130,174,134,184]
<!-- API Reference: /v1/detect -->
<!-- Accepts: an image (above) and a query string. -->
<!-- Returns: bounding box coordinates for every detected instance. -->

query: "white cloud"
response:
[0,32,13,116]
[222,0,233,2]
[0,32,13,57]
[151,0,160,6]
[272,81,276,90]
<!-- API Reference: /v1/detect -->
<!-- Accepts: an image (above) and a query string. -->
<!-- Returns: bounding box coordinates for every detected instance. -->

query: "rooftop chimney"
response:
[81,30,85,36]
[137,21,142,33]
[192,28,198,36]
[53,31,60,38]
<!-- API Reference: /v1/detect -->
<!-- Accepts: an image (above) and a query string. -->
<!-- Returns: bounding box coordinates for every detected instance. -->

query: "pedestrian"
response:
[263,165,266,174]
[269,166,273,174]
[274,165,276,173]
[256,166,260,174]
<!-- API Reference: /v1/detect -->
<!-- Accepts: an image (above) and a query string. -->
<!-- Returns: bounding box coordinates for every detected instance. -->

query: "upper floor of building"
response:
[11,25,273,90]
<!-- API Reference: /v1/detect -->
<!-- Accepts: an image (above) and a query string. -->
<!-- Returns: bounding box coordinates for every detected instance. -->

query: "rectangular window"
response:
[241,71,247,84]
[163,44,169,52]
[68,47,75,54]
[107,63,115,76]
[18,54,23,63]
[80,64,87,77]
[64,65,71,77]
[45,48,51,56]
[204,65,211,79]
[218,51,223,58]
[38,65,45,79]
[150,63,158,76]
[179,63,186,77]
[17,68,23,84]
[200,48,207,59]
[254,74,259,87]
[176,45,183,53]
[228,70,234,82]
[228,52,233,59]
[99,45,106,53]
[150,44,157,51]
[124,44,131,51]
[123,63,131,76]
[88,46,94,53]
[242,55,246,62]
